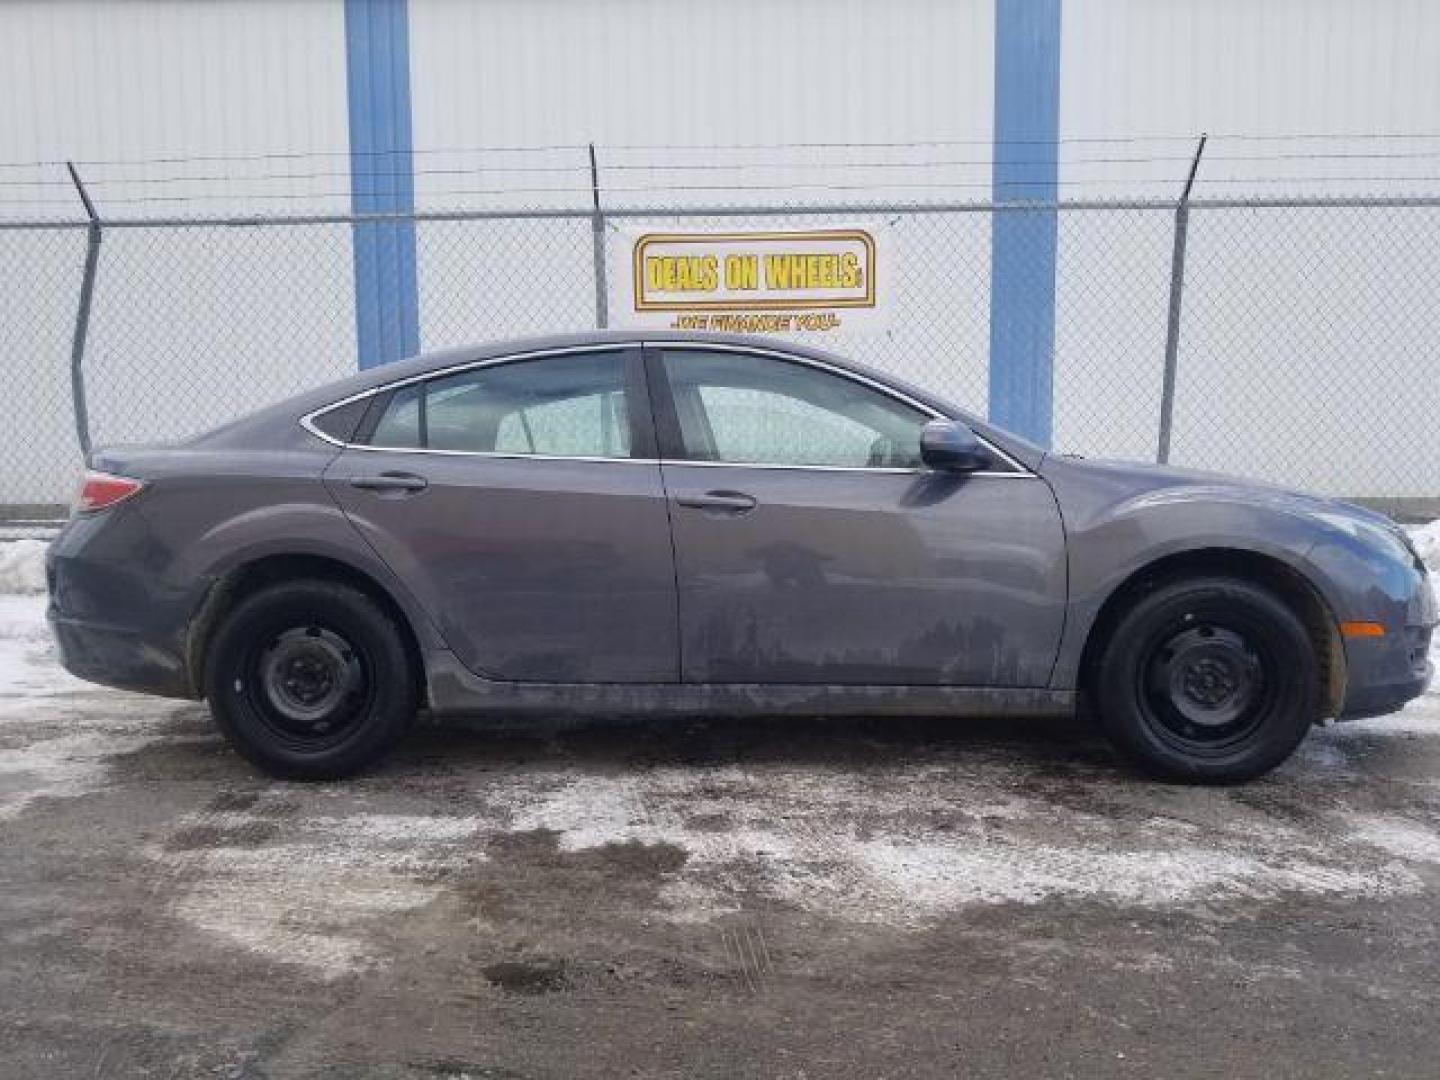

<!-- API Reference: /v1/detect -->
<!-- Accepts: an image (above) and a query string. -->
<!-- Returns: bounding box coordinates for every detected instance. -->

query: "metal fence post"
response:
[588,143,609,329]
[66,161,102,460]
[1156,134,1207,464]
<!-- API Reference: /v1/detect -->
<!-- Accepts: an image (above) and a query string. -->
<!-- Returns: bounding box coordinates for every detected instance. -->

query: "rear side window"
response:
[364,350,635,459]
[369,385,422,448]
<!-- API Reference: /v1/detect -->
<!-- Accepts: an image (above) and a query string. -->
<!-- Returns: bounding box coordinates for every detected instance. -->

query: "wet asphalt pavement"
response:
[2,592,1440,1079]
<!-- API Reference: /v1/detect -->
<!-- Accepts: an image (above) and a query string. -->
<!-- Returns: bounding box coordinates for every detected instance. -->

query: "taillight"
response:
[75,470,144,514]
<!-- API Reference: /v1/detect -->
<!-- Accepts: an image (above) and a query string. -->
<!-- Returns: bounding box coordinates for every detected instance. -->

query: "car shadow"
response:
[387,710,1124,780]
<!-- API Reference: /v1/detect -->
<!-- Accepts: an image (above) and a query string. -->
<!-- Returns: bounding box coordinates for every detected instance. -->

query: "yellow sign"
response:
[616,227,890,334]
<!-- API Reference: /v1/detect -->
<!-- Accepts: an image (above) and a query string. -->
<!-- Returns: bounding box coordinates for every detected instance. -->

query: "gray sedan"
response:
[46,332,1435,782]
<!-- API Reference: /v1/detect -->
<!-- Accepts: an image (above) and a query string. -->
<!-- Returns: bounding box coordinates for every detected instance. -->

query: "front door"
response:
[647,345,1067,687]
[324,346,678,683]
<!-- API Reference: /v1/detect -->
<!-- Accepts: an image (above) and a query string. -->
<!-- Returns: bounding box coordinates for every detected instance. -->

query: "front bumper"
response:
[1337,580,1435,720]
[1341,670,1431,719]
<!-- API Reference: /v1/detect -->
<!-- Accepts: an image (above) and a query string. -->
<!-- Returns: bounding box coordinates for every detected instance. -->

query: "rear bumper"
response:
[47,607,195,699]
[46,510,200,699]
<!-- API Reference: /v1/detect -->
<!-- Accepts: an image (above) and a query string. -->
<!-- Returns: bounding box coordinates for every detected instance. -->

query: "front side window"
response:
[659,349,929,468]
[364,350,633,458]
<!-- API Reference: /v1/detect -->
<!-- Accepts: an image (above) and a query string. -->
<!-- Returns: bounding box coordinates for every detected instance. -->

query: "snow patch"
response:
[0,592,165,819]
[0,729,160,822]
[301,813,483,844]
[0,538,48,595]
[1406,520,1440,575]
[845,837,1413,920]
[170,865,439,976]
[152,810,486,977]
[1354,816,1440,864]
[485,769,1428,926]
[0,595,86,698]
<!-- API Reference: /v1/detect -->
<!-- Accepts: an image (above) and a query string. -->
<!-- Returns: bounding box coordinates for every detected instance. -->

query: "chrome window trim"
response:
[661,459,1034,478]
[298,339,1036,480]
[343,445,659,465]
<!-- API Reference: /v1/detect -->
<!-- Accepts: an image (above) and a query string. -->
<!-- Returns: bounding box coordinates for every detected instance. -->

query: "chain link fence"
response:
[2,195,1438,516]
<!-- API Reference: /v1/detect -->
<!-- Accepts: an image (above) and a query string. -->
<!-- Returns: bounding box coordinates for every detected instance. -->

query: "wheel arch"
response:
[1076,547,1347,718]
[187,551,429,707]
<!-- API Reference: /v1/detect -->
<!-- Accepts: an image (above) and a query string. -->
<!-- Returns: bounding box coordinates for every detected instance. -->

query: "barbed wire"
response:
[10,176,1440,212]
[1,144,1439,200]
[6,136,1440,212]
[7,132,1440,172]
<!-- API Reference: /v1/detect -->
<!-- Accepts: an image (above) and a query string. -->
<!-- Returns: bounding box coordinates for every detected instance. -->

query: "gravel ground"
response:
[2,541,1439,1078]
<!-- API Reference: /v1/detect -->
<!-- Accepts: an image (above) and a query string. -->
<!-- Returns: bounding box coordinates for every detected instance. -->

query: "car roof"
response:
[288,330,889,401]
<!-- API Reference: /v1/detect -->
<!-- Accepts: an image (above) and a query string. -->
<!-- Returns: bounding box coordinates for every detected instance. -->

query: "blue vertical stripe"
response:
[989,0,1061,445]
[344,0,419,369]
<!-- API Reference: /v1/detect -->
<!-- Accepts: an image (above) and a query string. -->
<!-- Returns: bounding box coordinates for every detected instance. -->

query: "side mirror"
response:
[920,419,993,473]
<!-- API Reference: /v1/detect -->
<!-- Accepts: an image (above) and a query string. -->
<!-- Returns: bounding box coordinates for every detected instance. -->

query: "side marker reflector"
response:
[1340,621,1386,639]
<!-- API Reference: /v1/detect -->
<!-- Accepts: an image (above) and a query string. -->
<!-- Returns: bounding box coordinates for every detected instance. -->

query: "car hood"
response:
[1038,454,1390,527]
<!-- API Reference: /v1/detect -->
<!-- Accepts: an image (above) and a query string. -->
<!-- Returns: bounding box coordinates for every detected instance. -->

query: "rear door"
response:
[323,346,679,683]
[646,343,1067,687]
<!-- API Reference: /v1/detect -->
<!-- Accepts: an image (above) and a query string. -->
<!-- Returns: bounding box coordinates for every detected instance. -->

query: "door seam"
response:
[638,344,686,685]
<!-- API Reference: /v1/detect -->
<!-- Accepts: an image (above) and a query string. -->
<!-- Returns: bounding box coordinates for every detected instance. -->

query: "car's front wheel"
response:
[1093,576,1320,783]
[204,580,418,779]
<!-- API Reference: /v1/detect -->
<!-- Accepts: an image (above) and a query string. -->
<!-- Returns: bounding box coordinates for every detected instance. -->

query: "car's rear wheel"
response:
[204,580,417,779]
[1093,576,1319,783]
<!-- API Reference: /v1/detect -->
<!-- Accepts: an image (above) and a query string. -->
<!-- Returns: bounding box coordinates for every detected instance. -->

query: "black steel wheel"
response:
[248,625,372,752]
[205,580,417,779]
[1094,576,1319,782]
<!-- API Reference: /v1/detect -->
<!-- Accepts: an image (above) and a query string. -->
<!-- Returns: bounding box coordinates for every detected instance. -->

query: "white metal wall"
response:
[1055,0,1440,491]
[1061,0,1440,148]
[0,0,355,505]
[1,0,1438,503]
[0,0,352,211]
[408,0,993,150]
[406,0,996,403]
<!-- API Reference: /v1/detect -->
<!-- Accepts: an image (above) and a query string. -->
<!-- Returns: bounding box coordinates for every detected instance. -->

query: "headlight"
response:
[1313,511,1418,568]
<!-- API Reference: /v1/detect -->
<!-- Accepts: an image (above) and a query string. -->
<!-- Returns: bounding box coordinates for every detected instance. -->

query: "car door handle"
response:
[349,472,429,493]
[675,490,758,513]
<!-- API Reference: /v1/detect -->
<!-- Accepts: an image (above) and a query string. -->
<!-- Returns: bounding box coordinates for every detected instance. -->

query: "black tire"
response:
[204,580,417,780]
[1093,576,1319,783]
